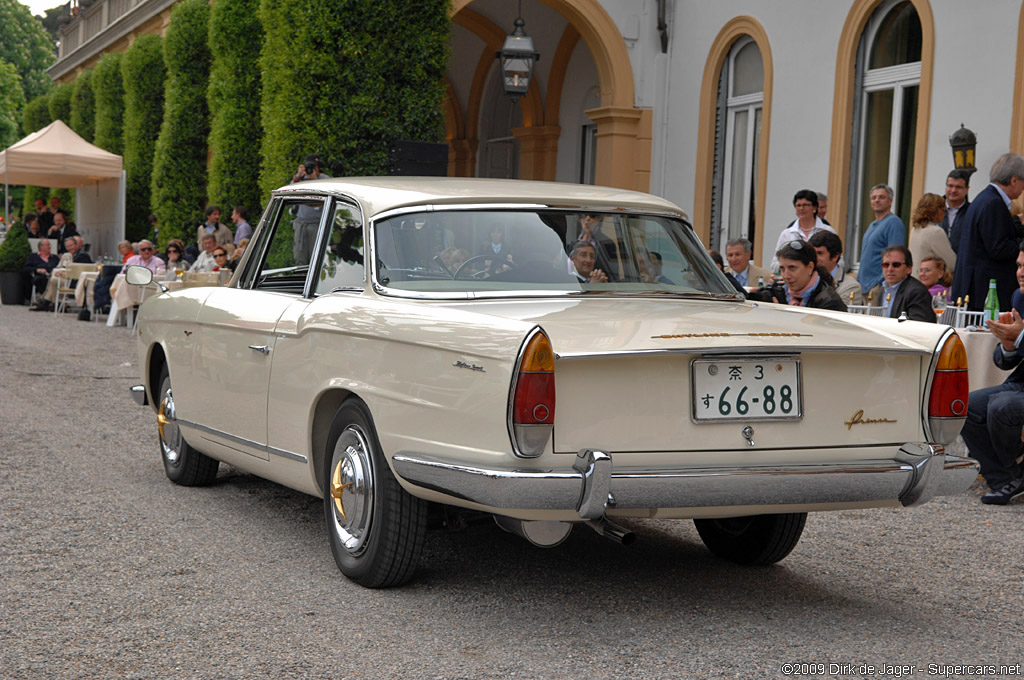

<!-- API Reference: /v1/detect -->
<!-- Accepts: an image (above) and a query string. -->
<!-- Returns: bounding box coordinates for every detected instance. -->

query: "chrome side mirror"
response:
[125,265,153,286]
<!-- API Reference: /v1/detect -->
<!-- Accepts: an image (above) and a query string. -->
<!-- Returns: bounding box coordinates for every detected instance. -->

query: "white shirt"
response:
[192,250,217,273]
[771,217,836,272]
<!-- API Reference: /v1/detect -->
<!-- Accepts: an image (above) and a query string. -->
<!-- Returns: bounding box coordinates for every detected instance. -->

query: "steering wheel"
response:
[453,254,518,280]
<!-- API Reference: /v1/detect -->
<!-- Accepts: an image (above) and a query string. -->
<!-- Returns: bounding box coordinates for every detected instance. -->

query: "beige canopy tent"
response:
[0,120,125,258]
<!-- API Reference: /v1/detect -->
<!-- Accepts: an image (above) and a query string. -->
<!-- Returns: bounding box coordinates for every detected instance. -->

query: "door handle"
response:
[249,345,271,355]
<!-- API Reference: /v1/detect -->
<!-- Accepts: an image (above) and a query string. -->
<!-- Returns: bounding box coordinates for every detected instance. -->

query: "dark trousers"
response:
[961,382,1024,489]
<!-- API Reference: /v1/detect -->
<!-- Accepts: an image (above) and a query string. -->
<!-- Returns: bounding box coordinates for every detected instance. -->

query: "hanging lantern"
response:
[496,17,540,103]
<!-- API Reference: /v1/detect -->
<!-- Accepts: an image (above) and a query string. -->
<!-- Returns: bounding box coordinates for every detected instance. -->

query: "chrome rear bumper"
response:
[391,443,979,519]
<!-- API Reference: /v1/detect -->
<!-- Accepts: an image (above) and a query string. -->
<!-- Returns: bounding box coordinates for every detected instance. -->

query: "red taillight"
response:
[510,330,555,457]
[929,333,969,418]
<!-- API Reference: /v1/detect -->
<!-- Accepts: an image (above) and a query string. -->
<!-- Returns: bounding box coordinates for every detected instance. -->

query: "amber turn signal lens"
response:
[935,332,967,371]
[520,333,555,372]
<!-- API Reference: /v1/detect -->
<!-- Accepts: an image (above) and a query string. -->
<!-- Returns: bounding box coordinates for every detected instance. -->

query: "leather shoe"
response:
[29,301,50,312]
[981,476,1024,505]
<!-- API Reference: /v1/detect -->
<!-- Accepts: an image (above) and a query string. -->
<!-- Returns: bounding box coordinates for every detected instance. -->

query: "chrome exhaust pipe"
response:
[586,518,635,545]
[493,515,573,547]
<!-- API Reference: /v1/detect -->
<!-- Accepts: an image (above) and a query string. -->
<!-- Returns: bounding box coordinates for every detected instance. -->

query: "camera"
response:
[303,162,316,176]
[747,281,788,304]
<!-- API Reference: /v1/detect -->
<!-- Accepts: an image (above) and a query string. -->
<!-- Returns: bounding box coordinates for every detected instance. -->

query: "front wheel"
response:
[156,365,219,486]
[694,513,807,566]
[324,400,427,588]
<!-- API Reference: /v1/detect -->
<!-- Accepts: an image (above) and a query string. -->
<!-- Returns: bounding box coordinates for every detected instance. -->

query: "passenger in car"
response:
[569,241,608,283]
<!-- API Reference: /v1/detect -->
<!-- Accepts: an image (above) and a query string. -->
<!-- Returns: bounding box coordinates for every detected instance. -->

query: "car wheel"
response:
[156,365,219,486]
[324,399,427,588]
[693,512,807,566]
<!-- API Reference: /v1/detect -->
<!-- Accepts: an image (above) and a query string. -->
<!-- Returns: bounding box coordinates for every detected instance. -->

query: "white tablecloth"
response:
[956,328,1013,392]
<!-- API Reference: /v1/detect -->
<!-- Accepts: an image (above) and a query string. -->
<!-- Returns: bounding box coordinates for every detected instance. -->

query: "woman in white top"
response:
[908,192,955,274]
[770,189,837,272]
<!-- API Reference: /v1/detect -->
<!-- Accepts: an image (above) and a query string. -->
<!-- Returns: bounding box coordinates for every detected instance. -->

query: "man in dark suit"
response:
[963,296,1024,504]
[940,169,971,254]
[951,153,1024,311]
[879,245,935,322]
[47,212,78,254]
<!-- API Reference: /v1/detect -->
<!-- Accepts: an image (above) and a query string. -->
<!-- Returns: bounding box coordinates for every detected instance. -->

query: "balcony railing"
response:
[56,0,145,60]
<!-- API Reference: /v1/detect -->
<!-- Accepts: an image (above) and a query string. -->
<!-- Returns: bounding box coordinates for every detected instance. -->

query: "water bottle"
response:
[984,279,1000,323]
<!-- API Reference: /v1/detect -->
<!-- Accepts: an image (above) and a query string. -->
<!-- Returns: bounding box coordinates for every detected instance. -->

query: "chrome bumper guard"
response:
[130,384,149,406]
[391,444,979,519]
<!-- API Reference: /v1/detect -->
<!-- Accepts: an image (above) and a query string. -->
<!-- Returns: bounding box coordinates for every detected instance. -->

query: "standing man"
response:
[724,238,771,288]
[291,154,330,265]
[816,192,830,225]
[941,169,971,254]
[858,184,906,299]
[196,206,233,247]
[879,245,934,322]
[809,231,862,305]
[33,198,53,233]
[231,206,253,245]
[951,153,1024,311]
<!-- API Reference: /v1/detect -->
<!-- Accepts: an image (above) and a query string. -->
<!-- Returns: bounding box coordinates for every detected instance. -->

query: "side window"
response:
[253,197,327,294]
[314,202,365,294]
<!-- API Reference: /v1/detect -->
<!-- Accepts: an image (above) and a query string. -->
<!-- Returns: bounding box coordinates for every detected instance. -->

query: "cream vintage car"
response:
[128,177,977,588]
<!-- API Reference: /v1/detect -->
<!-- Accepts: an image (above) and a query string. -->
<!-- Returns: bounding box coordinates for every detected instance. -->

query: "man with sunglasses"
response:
[122,239,165,274]
[880,245,934,322]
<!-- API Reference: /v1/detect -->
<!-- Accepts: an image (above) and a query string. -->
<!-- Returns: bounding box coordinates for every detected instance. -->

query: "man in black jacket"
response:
[941,169,971,254]
[880,245,935,322]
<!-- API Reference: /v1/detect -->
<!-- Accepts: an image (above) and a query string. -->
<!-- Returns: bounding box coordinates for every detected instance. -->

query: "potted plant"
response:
[0,226,31,305]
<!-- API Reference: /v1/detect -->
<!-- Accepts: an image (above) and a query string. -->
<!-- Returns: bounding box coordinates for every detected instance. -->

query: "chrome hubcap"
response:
[329,426,374,556]
[158,386,181,465]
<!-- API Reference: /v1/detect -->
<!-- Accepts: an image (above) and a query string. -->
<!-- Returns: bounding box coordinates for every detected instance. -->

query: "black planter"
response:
[0,271,24,305]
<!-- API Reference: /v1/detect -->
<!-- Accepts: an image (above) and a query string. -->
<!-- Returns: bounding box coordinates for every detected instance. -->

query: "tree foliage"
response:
[207,0,263,217]
[0,59,25,150]
[70,68,95,142]
[0,0,55,102]
[152,0,211,248]
[122,34,165,241]
[92,52,124,155]
[258,0,449,198]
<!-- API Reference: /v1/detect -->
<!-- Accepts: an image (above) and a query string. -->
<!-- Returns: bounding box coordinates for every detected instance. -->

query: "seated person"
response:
[439,246,470,275]
[24,239,59,307]
[917,256,952,299]
[808,231,863,305]
[117,240,134,264]
[575,212,618,278]
[647,251,673,284]
[708,249,745,293]
[569,241,608,283]
[229,238,249,270]
[32,236,94,311]
[191,234,218,272]
[750,241,847,311]
[880,245,934,322]
[23,213,44,238]
[123,239,166,274]
[163,239,190,280]
[212,245,232,273]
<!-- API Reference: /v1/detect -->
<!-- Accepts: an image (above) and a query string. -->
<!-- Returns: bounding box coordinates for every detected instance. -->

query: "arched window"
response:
[850,0,921,263]
[711,36,764,251]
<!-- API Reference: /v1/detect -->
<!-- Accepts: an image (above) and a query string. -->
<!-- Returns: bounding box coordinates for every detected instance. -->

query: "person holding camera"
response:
[750,241,846,312]
[290,154,331,265]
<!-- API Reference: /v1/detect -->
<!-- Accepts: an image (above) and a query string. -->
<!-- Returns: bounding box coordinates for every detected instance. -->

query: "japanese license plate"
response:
[691,357,802,422]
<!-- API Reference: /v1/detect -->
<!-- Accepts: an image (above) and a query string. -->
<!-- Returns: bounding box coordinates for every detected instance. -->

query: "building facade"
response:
[49,0,1024,268]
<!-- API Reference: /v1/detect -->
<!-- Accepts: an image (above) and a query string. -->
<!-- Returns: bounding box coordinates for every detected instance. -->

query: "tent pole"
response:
[4,170,8,226]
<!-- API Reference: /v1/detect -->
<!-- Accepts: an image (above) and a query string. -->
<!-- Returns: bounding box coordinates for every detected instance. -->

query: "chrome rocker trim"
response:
[391,444,979,518]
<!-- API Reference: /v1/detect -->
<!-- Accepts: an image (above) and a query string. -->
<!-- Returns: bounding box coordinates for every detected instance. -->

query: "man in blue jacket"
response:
[951,153,1024,311]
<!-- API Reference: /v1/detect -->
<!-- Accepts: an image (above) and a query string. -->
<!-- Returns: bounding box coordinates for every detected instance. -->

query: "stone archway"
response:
[449,0,650,191]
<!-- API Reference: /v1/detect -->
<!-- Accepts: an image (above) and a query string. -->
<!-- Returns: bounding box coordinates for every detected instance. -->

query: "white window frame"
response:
[718,36,763,249]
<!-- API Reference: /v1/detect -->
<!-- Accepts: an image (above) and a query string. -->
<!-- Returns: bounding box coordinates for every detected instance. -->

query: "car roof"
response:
[272,176,688,220]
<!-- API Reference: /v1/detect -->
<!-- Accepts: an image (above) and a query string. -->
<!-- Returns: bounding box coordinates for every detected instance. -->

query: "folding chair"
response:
[54,263,95,316]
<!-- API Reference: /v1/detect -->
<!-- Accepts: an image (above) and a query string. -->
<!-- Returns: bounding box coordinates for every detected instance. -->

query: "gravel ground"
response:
[2,301,1023,680]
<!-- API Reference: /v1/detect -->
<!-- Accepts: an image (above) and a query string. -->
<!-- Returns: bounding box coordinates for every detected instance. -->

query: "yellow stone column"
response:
[511,126,562,181]
[585,106,649,192]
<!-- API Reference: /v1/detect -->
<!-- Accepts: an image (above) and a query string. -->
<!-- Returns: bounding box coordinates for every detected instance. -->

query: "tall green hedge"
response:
[47,81,73,124]
[21,93,51,214]
[151,0,210,248]
[69,68,95,142]
[122,34,165,242]
[93,52,124,155]
[207,0,263,217]
[258,0,449,198]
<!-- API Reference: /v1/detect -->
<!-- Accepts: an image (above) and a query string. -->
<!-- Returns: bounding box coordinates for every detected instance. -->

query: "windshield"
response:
[372,209,736,297]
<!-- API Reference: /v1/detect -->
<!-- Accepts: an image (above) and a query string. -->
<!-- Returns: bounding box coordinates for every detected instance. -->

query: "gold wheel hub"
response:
[331,462,353,520]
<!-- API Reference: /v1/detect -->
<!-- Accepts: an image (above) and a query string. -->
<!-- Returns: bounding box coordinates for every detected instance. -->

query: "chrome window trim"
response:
[368,205,703,301]
[237,199,283,290]
[177,418,308,464]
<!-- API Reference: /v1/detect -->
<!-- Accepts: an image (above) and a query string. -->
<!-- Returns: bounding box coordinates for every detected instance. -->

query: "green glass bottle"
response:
[984,278,1000,323]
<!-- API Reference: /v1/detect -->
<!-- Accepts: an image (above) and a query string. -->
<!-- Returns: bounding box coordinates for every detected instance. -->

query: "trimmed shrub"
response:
[207,0,263,217]
[151,0,210,248]
[258,0,449,198]
[70,68,95,142]
[47,81,73,123]
[93,52,125,155]
[0,219,31,272]
[0,0,55,102]
[122,34,165,242]
[21,93,51,214]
